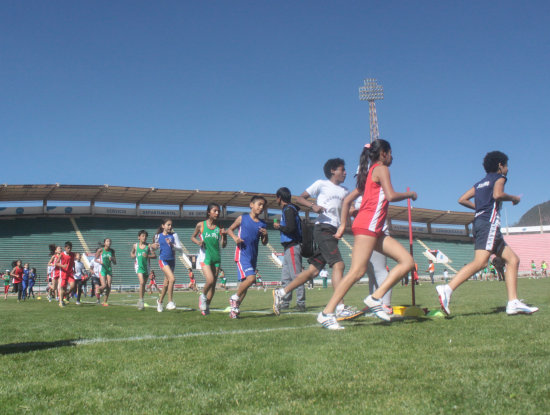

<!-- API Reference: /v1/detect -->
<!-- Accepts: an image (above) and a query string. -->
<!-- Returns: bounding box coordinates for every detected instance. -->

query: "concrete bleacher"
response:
[340,233,474,278]
[0,217,293,288]
[0,216,477,289]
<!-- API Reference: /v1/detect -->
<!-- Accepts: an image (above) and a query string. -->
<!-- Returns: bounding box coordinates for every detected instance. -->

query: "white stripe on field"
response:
[74,325,318,346]
[81,299,319,315]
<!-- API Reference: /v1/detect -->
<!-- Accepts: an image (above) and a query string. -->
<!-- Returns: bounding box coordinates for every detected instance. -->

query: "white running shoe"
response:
[335,304,359,318]
[272,288,285,316]
[317,312,344,330]
[230,295,239,309]
[166,301,176,310]
[436,285,452,316]
[75,301,81,305]
[199,294,207,312]
[506,299,539,315]
[363,295,392,322]
[157,299,164,313]
[137,299,144,310]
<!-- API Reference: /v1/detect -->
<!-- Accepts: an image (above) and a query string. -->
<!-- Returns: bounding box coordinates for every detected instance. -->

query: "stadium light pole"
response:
[359,78,384,143]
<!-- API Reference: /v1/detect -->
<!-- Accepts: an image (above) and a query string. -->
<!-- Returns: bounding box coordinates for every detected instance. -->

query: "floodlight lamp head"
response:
[359,78,384,101]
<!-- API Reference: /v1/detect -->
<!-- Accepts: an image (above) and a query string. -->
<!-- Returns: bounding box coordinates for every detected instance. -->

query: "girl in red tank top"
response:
[317,139,418,329]
[48,244,62,301]
[352,162,389,236]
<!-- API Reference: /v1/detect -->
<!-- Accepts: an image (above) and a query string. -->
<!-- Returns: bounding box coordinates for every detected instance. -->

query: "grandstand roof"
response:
[0,184,474,225]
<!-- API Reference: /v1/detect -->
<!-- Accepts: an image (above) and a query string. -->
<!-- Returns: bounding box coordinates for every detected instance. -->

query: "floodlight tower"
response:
[359,78,384,142]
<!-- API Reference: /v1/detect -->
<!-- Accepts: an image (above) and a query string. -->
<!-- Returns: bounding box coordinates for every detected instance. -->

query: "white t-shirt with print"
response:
[306,179,348,228]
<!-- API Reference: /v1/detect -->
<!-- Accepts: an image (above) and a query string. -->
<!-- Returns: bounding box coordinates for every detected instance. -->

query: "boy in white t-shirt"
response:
[273,158,358,319]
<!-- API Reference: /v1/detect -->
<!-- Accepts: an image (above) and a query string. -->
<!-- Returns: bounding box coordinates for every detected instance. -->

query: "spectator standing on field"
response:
[427,260,435,284]
[530,260,536,278]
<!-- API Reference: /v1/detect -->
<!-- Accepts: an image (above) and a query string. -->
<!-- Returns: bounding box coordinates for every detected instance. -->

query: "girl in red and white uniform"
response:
[318,139,417,329]
[47,244,62,301]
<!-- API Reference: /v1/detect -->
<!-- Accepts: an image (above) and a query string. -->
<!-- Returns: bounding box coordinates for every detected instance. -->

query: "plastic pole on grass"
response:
[407,187,416,306]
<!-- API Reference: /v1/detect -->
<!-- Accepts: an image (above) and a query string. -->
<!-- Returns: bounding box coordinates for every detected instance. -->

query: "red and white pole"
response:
[407,187,416,306]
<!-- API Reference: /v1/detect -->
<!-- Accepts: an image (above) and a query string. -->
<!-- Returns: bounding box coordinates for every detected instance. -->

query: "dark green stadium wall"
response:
[0,217,474,288]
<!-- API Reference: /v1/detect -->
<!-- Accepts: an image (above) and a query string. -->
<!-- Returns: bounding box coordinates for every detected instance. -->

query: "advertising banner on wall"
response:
[94,206,136,216]
[0,206,44,216]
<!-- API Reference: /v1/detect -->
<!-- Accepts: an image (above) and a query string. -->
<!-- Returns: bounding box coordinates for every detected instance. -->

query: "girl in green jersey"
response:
[94,238,117,306]
[191,203,227,315]
[131,230,157,310]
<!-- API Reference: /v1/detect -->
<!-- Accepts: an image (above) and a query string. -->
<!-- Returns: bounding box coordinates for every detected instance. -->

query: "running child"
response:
[73,253,85,304]
[188,270,197,292]
[48,245,62,301]
[94,238,117,306]
[317,140,417,329]
[46,262,53,301]
[88,253,102,301]
[21,263,30,300]
[130,230,157,310]
[226,195,268,319]
[218,268,227,290]
[58,241,76,308]
[436,151,538,316]
[28,267,36,299]
[147,270,159,294]
[10,260,24,302]
[152,218,184,312]
[3,269,10,300]
[191,203,228,315]
[272,158,358,319]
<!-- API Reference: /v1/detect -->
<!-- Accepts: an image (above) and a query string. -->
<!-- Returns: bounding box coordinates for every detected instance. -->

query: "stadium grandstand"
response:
[1,184,545,292]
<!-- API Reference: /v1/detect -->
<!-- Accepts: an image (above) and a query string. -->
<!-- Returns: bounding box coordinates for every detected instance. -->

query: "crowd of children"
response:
[1,147,541,328]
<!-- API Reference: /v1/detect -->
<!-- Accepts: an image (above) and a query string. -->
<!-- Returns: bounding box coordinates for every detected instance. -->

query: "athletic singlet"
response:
[50,255,61,278]
[22,268,29,281]
[60,251,75,278]
[353,163,388,235]
[155,233,182,261]
[234,214,266,263]
[201,221,221,265]
[135,242,150,273]
[474,172,507,224]
[101,248,113,274]
[12,266,23,283]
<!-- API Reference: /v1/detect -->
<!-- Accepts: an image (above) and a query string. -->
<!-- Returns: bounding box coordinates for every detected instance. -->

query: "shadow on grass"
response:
[453,306,506,318]
[349,315,433,327]
[0,339,78,355]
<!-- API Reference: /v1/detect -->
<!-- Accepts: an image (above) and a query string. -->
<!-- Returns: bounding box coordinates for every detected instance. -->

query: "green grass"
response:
[1,279,549,414]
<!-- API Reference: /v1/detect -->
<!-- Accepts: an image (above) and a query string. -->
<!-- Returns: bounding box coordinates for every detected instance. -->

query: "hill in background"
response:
[515,200,550,226]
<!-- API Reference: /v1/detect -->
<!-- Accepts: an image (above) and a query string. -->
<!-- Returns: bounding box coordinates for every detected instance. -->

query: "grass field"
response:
[1,278,548,414]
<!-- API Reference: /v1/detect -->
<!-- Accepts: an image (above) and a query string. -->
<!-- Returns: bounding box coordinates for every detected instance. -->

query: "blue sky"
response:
[1,1,549,225]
